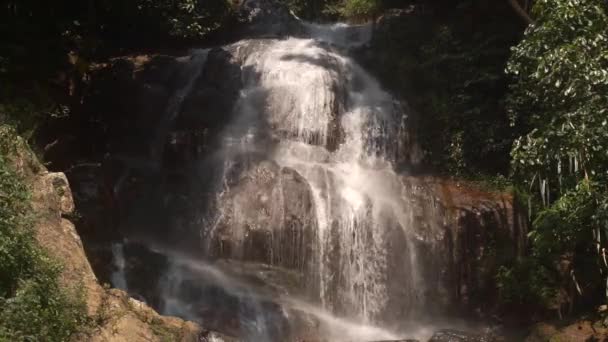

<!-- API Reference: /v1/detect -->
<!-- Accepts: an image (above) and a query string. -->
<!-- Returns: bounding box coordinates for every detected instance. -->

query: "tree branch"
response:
[508,0,534,25]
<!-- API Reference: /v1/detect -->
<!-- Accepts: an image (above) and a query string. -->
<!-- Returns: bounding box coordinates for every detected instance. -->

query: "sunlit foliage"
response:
[504,0,608,311]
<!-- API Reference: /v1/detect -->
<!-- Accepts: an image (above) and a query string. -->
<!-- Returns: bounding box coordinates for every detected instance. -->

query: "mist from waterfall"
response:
[153,247,432,341]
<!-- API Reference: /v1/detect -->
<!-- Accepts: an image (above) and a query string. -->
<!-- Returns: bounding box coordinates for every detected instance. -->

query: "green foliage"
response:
[0,270,88,342]
[366,2,522,176]
[0,84,69,140]
[0,129,88,341]
[417,25,517,176]
[0,0,234,146]
[508,0,608,191]
[0,0,234,80]
[504,0,608,313]
[104,0,234,41]
[496,258,557,306]
[324,0,383,20]
[467,173,514,192]
[497,181,608,311]
[530,181,605,259]
[279,0,381,20]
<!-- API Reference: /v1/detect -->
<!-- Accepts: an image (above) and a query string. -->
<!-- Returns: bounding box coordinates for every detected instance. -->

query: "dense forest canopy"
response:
[500,0,608,312]
[1,0,608,340]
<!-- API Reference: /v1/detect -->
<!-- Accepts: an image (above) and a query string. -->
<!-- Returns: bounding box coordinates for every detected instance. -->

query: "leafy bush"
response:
[324,0,382,20]
[0,84,69,142]
[505,0,608,313]
[364,1,522,176]
[0,0,234,83]
[508,0,608,193]
[497,181,608,312]
[0,129,88,341]
[101,0,234,41]
[496,258,557,307]
[530,182,605,258]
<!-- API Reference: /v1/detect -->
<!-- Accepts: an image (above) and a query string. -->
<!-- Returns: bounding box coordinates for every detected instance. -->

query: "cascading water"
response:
[224,35,424,321]
[156,23,429,339]
[110,242,128,291]
[115,19,438,341]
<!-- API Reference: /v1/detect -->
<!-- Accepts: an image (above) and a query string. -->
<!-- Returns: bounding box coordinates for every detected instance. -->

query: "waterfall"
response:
[109,19,439,341]
[190,22,425,332]
[110,242,128,291]
[155,249,414,341]
[65,3,525,339]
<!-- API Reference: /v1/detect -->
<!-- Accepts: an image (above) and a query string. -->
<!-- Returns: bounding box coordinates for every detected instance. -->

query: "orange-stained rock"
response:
[400,175,527,316]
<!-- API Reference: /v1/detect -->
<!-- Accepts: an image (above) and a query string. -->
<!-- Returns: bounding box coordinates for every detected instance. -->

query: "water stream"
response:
[111,21,442,341]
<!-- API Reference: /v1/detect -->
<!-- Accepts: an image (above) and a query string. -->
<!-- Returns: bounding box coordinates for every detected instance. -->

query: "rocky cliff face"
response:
[401,176,527,316]
[30,1,529,340]
[62,42,526,312]
[2,126,231,342]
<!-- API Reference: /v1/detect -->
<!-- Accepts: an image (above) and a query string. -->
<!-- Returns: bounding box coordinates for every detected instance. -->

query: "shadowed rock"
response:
[237,0,304,38]
[429,329,497,342]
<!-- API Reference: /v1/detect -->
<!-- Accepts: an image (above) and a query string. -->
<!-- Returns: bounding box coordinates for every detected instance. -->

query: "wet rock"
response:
[211,161,317,272]
[136,83,171,129]
[122,242,170,308]
[136,55,183,86]
[177,47,243,132]
[525,320,608,342]
[429,329,495,342]
[230,38,347,150]
[199,331,239,342]
[156,257,298,340]
[400,176,527,317]
[375,7,422,34]
[82,56,177,159]
[2,125,207,342]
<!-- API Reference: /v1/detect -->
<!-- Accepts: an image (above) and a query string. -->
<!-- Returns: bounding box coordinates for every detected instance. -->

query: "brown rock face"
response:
[203,160,318,285]
[2,126,228,342]
[525,320,608,342]
[401,176,527,316]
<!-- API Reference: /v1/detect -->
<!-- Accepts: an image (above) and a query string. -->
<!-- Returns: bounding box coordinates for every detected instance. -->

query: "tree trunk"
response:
[508,0,534,25]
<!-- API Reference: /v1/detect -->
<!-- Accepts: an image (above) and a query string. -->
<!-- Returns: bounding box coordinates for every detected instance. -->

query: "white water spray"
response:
[199,22,424,328]
[110,242,128,291]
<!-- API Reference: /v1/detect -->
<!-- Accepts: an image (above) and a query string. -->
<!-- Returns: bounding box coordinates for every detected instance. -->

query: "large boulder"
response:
[209,160,317,273]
